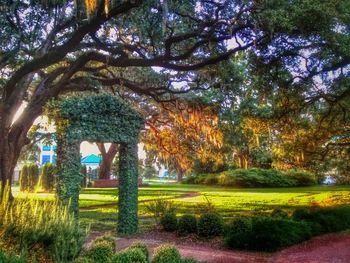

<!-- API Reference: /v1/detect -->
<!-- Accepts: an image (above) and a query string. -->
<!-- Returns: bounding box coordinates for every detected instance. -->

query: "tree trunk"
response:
[96,143,119,180]
[0,128,28,201]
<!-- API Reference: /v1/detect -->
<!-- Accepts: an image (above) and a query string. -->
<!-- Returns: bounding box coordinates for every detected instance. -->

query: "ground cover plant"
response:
[0,186,86,262]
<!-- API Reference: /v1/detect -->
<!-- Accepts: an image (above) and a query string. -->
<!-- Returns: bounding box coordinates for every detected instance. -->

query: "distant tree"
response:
[19,164,30,192]
[143,102,224,181]
[41,163,56,192]
[28,164,39,192]
[96,143,119,180]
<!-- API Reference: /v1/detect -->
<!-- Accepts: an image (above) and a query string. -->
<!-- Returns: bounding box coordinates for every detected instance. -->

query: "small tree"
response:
[28,164,39,192]
[41,163,56,192]
[19,164,30,191]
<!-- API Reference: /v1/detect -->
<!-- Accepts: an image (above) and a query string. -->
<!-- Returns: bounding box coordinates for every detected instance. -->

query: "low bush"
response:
[128,242,149,260]
[198,213,223,238]
[203,174,219,185]
[0,185,86,262]
[224,217,252,249]
[285,170,317,186]
[74,257,92,263]
[271,208,289,218]
[292,206,350,235]
[224,217,312,252]
[178,214,197,236]
[181,258,197,263]
[152,245,182,263]
[186,168,317,188]
[85,240,113,263]
[0,251,26,263]
[160,212,178,232]
[145,199,176,222]
[113,247,147,263]
[91,235,116,252]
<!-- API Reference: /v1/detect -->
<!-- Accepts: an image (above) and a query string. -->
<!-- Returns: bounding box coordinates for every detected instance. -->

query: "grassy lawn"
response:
[12,184,350,232]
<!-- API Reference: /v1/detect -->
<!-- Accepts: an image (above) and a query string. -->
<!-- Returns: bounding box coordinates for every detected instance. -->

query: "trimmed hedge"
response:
[152,245,182,263]
[128,242,149,260]
[184,168,317,188]
[285,170,317,186]
[20,163,39,192]
[178,214,197,236]
[85,240,114,263]
[224,217,312,251]
[198,213,223,238]
[292,206,350,235]
[160,212,178,232]
[41,163,56,191]
[225,206,350,252]
[113,247,147,263]
[91,235,116,252]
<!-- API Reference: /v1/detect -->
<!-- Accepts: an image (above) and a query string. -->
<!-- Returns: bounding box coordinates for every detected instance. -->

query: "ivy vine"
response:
[46,94,144,234]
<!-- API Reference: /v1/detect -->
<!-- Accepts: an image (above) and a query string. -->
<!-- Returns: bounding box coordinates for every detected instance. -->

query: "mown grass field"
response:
[12,184,350,232]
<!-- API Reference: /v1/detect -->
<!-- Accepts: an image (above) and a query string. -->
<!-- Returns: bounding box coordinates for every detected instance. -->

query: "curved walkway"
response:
[113,233,350,263]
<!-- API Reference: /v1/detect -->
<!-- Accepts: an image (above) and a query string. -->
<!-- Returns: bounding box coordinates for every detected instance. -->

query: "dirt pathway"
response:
[111,233,350,263]
[79,191,200,211]
[271,233,350,263]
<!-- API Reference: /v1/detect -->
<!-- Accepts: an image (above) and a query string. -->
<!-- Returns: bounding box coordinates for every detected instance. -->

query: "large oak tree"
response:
[1,0,349,198]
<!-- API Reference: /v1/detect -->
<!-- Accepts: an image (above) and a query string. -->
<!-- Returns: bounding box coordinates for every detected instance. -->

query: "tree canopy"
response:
[1,0,349,195]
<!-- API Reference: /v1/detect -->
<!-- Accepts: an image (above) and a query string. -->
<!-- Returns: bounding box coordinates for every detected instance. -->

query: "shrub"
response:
[292,208,310,220]
[224,217,252,249]
[249,217,312,251]
[224,216,312,252]
[145,199,176,222]
[285,170,317,186]
[128,242,149,260]
[41,163,56,191]
[28,163,39,191]
[271,208,288,219]
[292,206,350,235]
[19,164,30,191]
[203,174,219,185]
[85,240,113,263]
[198,213,223,238]
[74,257,93,263]
[187,168,317,188]
[160,212,178,232]
[152,245,181,263]
[217,171,236,186]
[0,188,86,262]
[91,235,116,252]
[113,247,147,263]
[178,215,197,236]
[0,251,26,263]
[181,258,197,263]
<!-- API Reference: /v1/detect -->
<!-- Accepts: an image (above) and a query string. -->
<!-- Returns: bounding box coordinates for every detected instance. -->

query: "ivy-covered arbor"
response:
[47,95,144,234]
